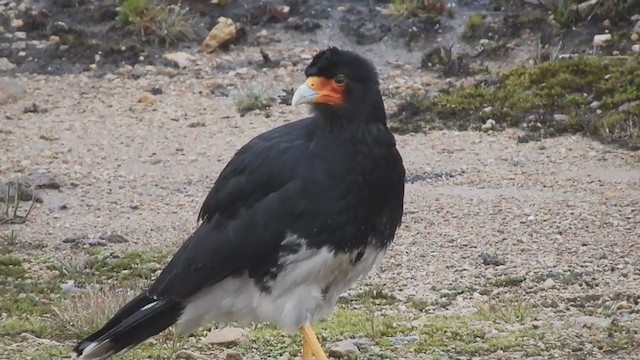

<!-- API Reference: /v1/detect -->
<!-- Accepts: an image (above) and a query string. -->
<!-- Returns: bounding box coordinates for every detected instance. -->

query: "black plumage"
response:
[75,47,405,360]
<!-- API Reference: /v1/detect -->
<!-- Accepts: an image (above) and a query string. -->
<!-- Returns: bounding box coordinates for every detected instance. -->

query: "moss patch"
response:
[390,56,640,149]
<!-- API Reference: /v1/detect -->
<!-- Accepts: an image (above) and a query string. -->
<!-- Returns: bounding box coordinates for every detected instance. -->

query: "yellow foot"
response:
[299,324,328,360]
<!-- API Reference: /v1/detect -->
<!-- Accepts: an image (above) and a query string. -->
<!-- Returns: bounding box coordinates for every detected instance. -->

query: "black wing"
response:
[148,119,314,301]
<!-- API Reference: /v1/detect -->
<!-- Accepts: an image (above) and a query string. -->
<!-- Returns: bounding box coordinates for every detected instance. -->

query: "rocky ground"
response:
[1,0,640,359]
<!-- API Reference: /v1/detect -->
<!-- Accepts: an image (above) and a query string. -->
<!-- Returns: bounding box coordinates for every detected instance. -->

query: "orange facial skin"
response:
[304,76,345,106]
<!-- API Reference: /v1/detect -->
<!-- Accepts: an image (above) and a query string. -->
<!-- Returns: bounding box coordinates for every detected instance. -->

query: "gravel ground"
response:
[1,45,640,359]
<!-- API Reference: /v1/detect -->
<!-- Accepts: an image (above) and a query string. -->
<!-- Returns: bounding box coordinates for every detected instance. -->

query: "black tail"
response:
[74,293,182,359]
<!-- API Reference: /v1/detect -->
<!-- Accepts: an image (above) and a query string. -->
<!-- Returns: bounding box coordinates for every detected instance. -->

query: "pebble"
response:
[632,44,640,53]
[137,93,156,105]
[481,119,496,132]
[163,51,197,69]
[202,17,236,53]
[589,101,601,110]
[543,278,556,289]
[10,18,24,28]
[634,20,640,34]
[553,114,568,122]
[328,340,360,359]
[224,352,242,360]
[0,57,16,71]
[203,327,246,345]
[49,35,60,44]
[0,77,26,105]
[592,34,612,47]
[14,31,26,40]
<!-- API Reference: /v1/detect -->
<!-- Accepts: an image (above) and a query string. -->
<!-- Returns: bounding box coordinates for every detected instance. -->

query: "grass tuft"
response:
[234,90,273,116]
[117,0,195,46]
[51,286,138,338]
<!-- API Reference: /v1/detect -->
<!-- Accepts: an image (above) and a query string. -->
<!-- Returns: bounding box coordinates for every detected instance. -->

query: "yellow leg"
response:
[299,324,328,360]
[302,335,313,360]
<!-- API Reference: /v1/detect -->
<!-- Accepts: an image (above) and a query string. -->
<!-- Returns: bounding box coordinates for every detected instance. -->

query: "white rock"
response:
[328,340,360,359]
[481,119,496,132]
[163,51,197,68]
[543,278,556,289]
[593,34,612,47]
[204,327,246,345]
[0,57,16,71]
[10,18,24,28]
[632,44,640,53]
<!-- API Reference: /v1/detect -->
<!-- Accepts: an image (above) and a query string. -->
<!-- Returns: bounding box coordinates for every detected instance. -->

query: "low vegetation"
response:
[391,56,640,149]
[389,0,454,18]
[234,90,273,116]
[1,247,638,358]
[116,0,195,45]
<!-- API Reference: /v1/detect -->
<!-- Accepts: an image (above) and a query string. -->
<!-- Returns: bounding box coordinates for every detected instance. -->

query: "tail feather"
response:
[74,293,182,359]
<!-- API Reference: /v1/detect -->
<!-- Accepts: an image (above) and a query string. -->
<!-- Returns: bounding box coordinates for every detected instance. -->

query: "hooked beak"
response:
[291,76,344,106]
[291,82,318,106]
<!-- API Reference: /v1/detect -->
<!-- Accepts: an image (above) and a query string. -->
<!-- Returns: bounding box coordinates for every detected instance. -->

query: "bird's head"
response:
[291,47,384,122]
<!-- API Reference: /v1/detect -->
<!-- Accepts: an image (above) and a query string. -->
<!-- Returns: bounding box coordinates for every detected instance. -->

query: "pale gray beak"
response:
[291,83,318,106]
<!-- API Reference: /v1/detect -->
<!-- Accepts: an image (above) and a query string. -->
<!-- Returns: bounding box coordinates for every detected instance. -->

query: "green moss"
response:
[464,14,485,38]
[117,0,150,24]
[415,315,541,356]
[390,56,640,149]
[0,317,54,338]
[389,0,451,18]
[486,275,526,288]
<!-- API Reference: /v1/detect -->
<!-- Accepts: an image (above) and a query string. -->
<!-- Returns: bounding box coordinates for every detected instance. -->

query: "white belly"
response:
[176,240,386,334]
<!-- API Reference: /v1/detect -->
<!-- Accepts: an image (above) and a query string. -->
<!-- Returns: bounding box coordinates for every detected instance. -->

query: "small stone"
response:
[11,41,26,49]
[632,44,640,53]
[543,278,556,289]
[163,51,197,68]
[602,19,611,29]
[481,119,496,132]
[593,34,612,47]
[553,114,568,122]
[82,238,106,247]
[137,93,156,105]
[589,101,601,110]
[411,316,429,327]
[480,252,505,266]
[0,58,16,71]
[572,316,611,330]
[256,29,268,38]
[60,280,84,295]
[99,234,129,243]
[176,350,204,360]
[204,327,246,345]
[616,300,633,310]
[631,14,640,21]
[49,35,60,44]
[202,17,236,53]
[14,31,26,40]
[328,340,360,359]
[10,18,24,28]
[389,335,420,345]
[460,77,476,90]
[634,20,640,34]
[618,101,640,112]
[224,351,243,360]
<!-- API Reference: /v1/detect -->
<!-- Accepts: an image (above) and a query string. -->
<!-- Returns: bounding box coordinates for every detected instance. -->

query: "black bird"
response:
[74,47,405,360]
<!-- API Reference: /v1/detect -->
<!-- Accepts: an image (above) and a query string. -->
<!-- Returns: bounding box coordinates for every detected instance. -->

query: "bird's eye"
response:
[334,74,347,86]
